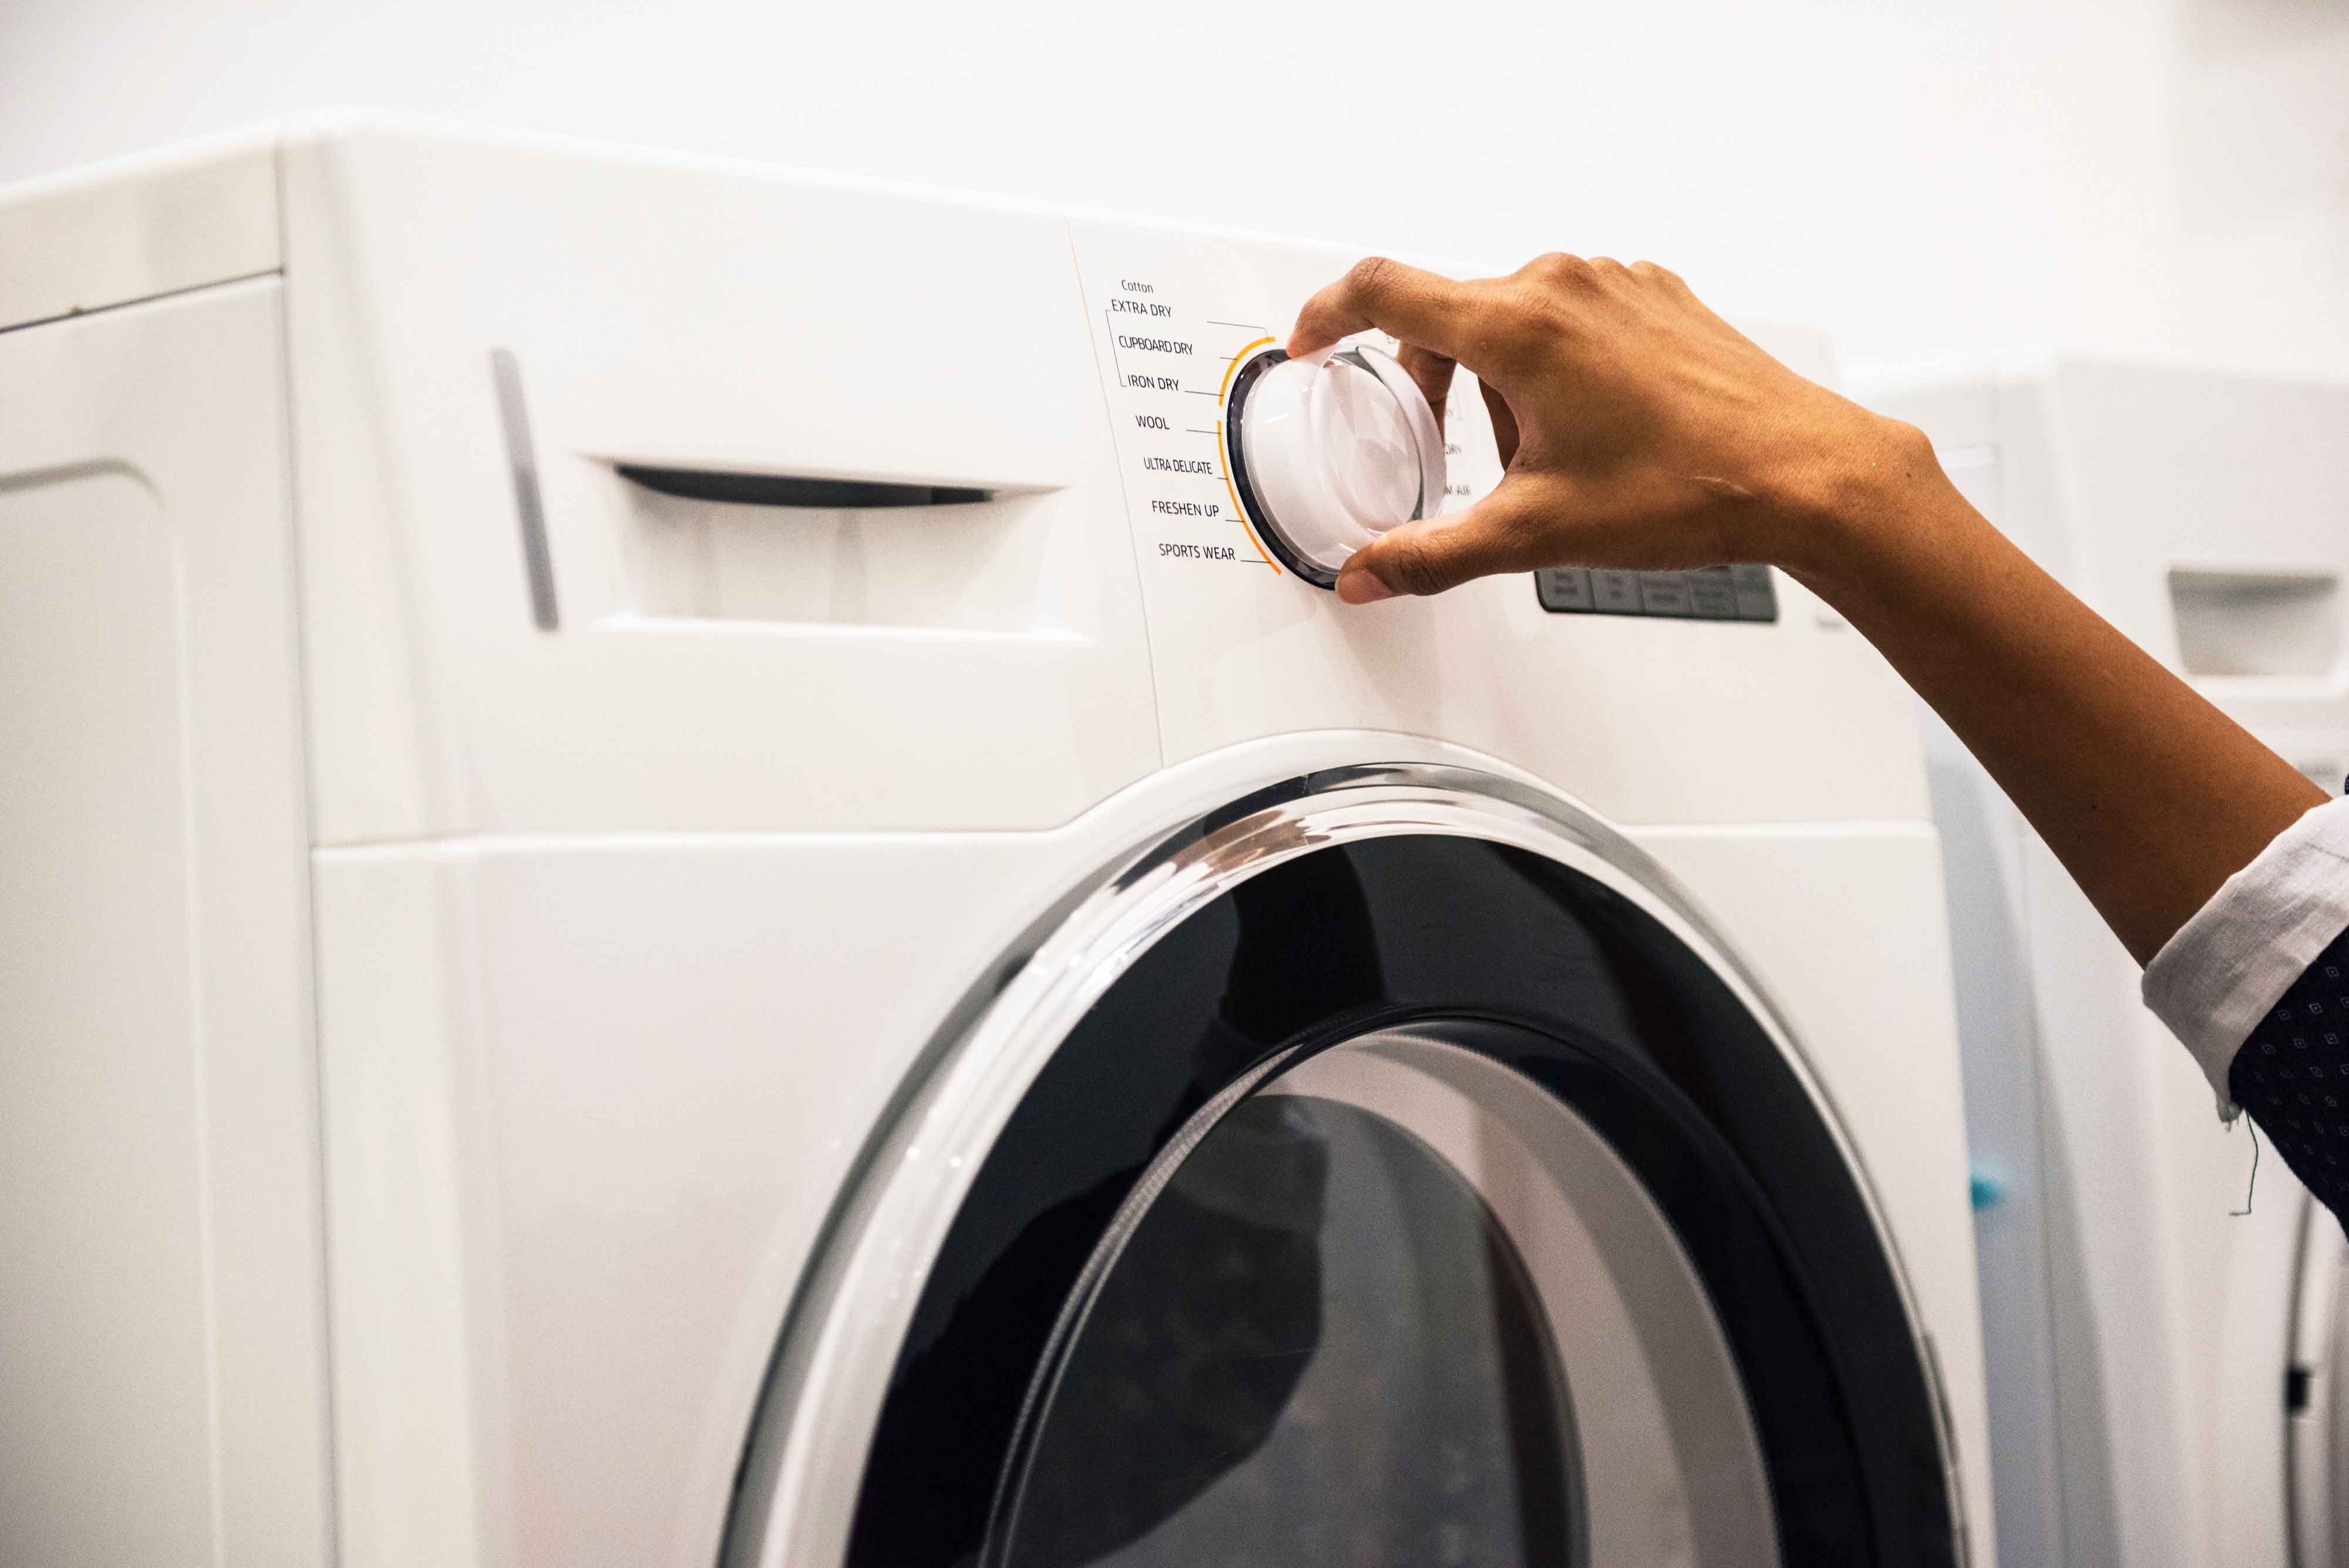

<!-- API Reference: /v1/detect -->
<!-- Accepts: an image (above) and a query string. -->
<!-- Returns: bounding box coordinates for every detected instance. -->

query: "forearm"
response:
[1283,253,2329,966]
[1784,428,2328,964]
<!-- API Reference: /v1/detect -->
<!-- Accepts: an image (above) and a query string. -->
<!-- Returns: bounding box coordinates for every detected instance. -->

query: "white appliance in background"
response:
[0,115,1993,1568]
[1857,355,2349,1568]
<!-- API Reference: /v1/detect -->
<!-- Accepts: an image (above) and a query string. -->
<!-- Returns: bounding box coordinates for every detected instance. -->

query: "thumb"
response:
[1336,473,1567,602]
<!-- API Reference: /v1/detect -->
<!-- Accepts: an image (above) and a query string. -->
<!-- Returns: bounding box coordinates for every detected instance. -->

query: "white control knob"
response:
[1232,345,1446,584]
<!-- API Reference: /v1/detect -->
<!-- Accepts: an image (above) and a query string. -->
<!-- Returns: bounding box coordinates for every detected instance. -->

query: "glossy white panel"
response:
[1861,355,2349,743]
[1921,711,2068,1568]
[0,132,277,332]
[1072,217,1929,829]
[307,732,1529,1567]
[0,281,330,1567]
[0,122,1985,1568]
[303,729,1988,1568]
[1862,353,2349,1568]
[1630,823,1997,1562]
[277,116,1159,842]
[0,439,214,1568]
[311,851,493,1568]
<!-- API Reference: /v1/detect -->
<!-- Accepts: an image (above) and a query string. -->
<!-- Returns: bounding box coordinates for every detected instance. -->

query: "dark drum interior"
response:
[843,832,1957,1568]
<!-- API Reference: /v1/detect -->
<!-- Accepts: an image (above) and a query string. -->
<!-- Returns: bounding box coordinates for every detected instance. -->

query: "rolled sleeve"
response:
[2142,795,2349,1113]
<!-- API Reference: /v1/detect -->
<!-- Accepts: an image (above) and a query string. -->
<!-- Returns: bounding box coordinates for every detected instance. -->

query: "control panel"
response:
[1071,223,1502,594]
[1072,222,1783,625]
[1536,565,1778,621]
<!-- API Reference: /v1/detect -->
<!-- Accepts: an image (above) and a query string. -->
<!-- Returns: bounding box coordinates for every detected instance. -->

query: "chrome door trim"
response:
[722,761,1970,1568]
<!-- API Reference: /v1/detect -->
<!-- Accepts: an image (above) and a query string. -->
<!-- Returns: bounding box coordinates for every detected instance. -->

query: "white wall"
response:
[2,0,2344,376]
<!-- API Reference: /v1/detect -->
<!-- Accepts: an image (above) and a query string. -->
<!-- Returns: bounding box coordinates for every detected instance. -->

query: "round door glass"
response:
[985,1031,1777,1568]
[992,1092,1576,1568]
[812,830,1958,1568]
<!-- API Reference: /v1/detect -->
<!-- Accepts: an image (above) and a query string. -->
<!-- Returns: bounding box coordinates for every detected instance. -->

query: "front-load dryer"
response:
[0,115,1991,1567]
[1857,354,2349,1568]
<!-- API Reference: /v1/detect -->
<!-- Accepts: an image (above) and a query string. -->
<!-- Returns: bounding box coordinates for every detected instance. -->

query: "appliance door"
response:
[2293,1194,2349,1567]
[0,279,331,1567]
[726,768,1964,1568]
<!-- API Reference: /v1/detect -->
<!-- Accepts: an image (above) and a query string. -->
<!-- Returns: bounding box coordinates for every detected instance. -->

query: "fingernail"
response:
[1337,569,1395,604]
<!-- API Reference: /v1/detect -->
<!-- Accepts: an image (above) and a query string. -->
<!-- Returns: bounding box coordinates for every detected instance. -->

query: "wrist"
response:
[1765,413,1953,600]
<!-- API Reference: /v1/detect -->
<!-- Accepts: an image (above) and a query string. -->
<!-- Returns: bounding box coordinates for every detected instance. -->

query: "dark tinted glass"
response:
[839,832,1957,1568]
[992,1094,1579,1568]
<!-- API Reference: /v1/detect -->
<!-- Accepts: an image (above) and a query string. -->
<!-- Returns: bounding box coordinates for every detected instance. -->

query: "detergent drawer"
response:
[280,119,1156,842]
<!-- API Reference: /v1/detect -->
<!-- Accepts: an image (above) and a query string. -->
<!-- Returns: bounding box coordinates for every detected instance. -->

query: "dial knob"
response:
[1229,344,1446,586]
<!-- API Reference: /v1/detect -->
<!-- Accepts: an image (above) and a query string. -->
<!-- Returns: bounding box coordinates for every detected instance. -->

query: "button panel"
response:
[1532,567,1594,611]
[1591,570,1644,613]
[1637,571,1697,617]
[1534,564,1778,623]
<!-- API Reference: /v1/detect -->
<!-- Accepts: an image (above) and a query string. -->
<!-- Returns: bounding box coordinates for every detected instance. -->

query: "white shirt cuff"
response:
[2142,795,2349,1115]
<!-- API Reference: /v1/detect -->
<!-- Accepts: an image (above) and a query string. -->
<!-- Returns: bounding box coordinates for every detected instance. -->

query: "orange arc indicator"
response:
[1215,337,1283,572]
[1218,335,1277,403]
[1214,422,1279,572]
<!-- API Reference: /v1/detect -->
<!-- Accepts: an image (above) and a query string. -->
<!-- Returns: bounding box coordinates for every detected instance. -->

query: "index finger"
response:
[1395,342,1458,428]
[1287,257,1495,369]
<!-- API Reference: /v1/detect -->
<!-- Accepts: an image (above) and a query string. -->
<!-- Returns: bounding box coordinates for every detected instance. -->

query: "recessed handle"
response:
[2168,565,2341,678]
[617,465,991,510]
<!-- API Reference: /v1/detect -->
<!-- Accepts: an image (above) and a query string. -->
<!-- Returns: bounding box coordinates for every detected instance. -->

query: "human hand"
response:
[1287,255,1927,604]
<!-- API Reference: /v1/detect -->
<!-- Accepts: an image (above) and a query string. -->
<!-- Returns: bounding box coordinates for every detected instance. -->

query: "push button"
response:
[1534,568,1594,613]
[1729,563,1779,621]
[1638,572,1697,617]
[1689,567,1740,620]
[1591,570,1644,614]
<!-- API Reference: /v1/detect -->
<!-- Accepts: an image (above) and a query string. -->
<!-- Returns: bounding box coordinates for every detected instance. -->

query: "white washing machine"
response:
[0,115,1993,1568]
[1858,355,2349,1568]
